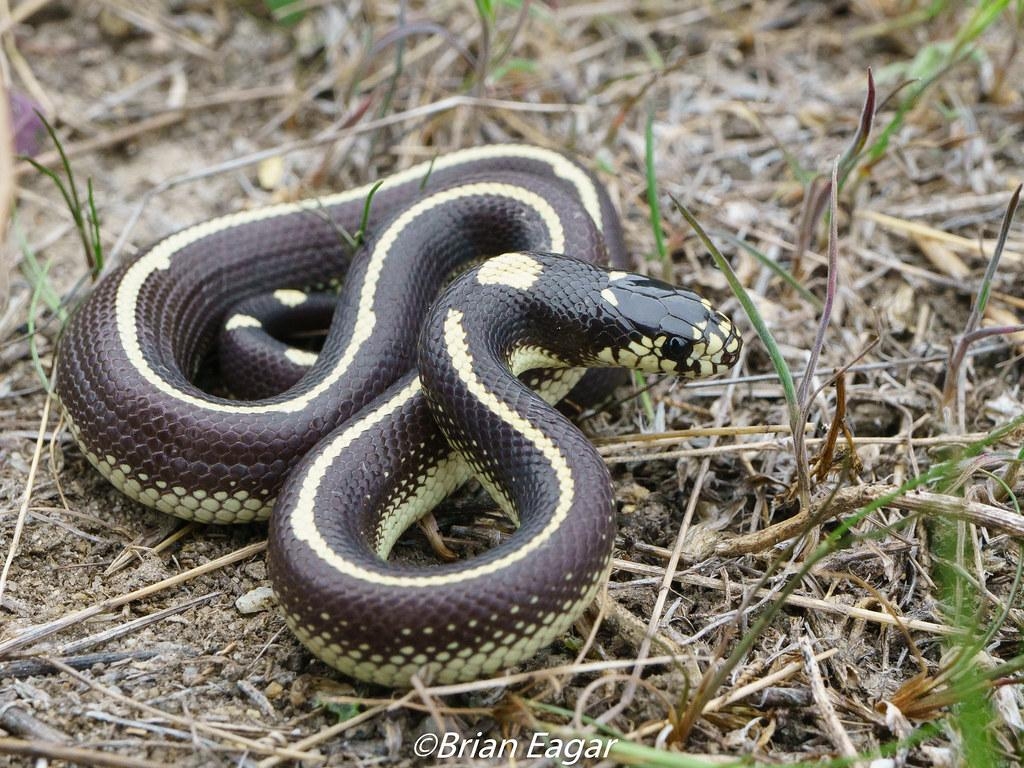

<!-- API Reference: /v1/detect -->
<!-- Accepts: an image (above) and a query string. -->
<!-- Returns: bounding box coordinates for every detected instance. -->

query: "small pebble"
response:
[264,681,284,699]
[235,586,276,614]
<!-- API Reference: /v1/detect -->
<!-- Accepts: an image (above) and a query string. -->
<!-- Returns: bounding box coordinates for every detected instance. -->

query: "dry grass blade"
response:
[0,395,51,608]
[254,700,394,768]
[791,158,841,507]
[0,0,51,35]
[370,20,475,68]
[800,636,860,764]
[103,520,201,576]
[857,209,1024,262]
[703,648,837,713]
[94,0,215,60]
[0,738,173,768]
[0,648,165,679]
[57,591,220,655]
[0,698,70,742]
[13,112,185,178]
[941,184,1023,414]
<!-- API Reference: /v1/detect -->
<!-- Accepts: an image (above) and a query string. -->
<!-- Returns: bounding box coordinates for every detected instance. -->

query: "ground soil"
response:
[1,2,1023,767]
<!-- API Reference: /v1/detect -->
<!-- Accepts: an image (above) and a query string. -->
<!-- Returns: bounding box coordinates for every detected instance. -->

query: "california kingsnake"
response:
[56,144,741,686]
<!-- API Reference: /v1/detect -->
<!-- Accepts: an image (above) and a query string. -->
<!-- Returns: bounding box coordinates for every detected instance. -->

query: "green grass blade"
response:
[419,155,437,191]
[718,232,822,310]
[644,106,668,271]
[16,217,64,319]
[951,0,1011,58]
[670,196,800,426]
[86,178,104,276]
[355,180,384,245]
[23,112,104,278]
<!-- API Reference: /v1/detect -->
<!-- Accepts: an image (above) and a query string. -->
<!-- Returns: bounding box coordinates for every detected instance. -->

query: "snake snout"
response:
[598,270,743,381]
[703,310,743,375]
[654,304,742,378]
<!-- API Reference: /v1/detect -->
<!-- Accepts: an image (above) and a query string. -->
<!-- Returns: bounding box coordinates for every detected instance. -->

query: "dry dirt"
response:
[1,1,1023,767]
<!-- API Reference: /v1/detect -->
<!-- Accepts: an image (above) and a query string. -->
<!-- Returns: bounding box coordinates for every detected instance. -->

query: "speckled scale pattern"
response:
[56,148,623,523]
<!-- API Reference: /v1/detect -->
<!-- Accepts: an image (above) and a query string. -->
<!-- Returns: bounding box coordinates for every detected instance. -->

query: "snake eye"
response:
[664,336,691,362]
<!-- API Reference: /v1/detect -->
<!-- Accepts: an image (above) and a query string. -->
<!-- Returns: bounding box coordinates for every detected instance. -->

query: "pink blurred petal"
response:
[9,89,45,157]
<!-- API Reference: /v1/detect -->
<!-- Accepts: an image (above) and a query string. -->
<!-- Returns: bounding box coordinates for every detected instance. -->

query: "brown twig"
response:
[0,738,172,768]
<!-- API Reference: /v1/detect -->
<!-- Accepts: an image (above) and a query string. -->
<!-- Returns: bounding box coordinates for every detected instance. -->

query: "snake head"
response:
[594,270,742,378]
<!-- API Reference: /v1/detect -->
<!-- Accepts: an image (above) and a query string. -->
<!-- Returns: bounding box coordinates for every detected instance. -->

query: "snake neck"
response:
[417,256,616,530]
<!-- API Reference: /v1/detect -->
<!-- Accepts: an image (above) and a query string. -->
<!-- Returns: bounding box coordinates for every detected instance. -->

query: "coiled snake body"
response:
[56,145,741,686]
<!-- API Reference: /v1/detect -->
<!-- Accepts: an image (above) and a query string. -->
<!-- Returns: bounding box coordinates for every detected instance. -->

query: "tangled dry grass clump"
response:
[1,1,1023,766]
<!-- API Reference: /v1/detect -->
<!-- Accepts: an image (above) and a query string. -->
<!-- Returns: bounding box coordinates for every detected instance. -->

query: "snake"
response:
[55,144,742,686]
